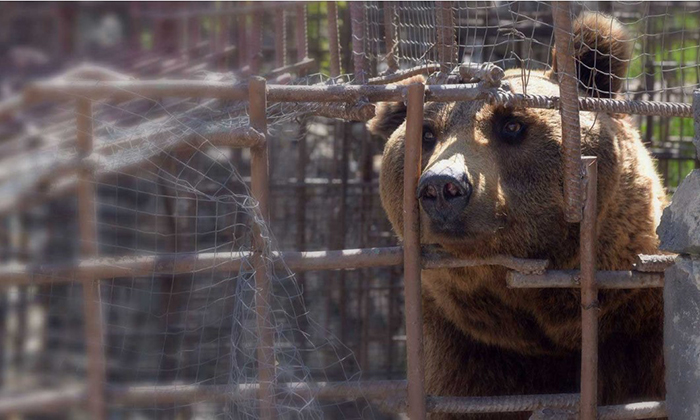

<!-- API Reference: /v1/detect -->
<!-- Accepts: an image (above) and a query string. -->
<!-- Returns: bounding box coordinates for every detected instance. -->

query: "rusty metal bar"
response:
[369,64,442,85]
[436,2,457,75]
[0,247,549,286]
[248,76,276,420]
[634,254,677,272]
[326,2,341,77]
[579,156,598,420]
[552,1,583,223]
[351,2,369,83]
[507,270,663,289]
[383,2,399,73]
[237,14,248,68]
[267,58,316,78]
[18,80,697,115]
[0,382,666,418]
[0,386,85,416]
[295,4,307,62]
[403,82,427,420]
[76,99,106,420]
[274,8,286,68]
[249,10,263,74]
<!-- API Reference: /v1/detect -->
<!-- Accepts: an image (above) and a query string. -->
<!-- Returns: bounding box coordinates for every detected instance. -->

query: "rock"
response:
[658,170,700,254]
[664,256,700,419]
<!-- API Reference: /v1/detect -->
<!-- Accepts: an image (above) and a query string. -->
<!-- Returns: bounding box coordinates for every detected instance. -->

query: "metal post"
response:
[295,4,308,62]
[76,98,107,420]
[351,2,369,84]
[274,8,286,68]
[237,14,248,69]
[383,2,399,73]
[403,83,426,420]
[579,156,598,420]
[248,77,276,420]
[436,1,457,75]
[250,11,263,74]
[327,2,341,78]
[552,1,583,223]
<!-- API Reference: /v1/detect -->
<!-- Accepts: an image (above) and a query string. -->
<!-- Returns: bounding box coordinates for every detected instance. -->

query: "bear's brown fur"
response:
[368,13,666,419]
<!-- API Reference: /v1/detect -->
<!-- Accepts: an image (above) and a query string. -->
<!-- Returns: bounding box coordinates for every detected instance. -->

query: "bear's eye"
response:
[498,118,526,143]
[422,126,437,150]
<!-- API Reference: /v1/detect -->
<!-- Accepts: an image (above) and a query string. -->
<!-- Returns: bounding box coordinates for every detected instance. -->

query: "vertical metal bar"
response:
[327,2,341,77]
[436,1,457,75]
[580,156,599,420]
[250,11,263,74]
[403,83,426,420]
[218,5,230,70]
[274,8,286,68]
[383,2,399,73]
[351,2,369,84]
[552,1,583,223]
[237,14,248,69]
[295,4,308,62]
[249,76,276,420]
[76,99,106,420]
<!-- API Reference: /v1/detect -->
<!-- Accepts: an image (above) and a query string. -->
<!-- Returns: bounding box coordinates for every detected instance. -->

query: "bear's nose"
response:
[417,164,472,222]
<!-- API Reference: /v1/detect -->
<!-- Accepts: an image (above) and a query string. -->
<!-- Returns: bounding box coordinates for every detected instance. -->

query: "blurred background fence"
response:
[0,1,698,419]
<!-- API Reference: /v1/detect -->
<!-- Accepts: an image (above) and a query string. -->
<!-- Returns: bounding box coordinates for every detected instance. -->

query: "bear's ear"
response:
[367,75,425,140]
[550,12,631,98]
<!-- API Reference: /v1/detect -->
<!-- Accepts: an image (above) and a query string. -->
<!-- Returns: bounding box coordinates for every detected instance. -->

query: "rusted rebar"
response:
[369,64,442,85]
[351,2,369,84]
[76,98,106,420]
[507,270,663,289]
[18,80,696,117]
[383,2,399,73]
[579,157,598,420]
[295,4,307,62]
[274,8,286,68]
[552,1,583,223]
[633,254,677,272]
[249,76,276,420]
[426,394,579,414]
[327,2,341,78]
[436,1,457,75]
[0,247,553,286]
[403,82,427,420]
[0,379,667,418]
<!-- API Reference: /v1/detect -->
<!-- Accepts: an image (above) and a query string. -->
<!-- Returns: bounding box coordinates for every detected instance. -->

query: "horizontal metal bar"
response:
[0,247,547,285]
[531,401,667,419]
[268,57,316,78]
[633,254,677,273]
[507,270,664,289]
[17,81,692,117]
[0,383,664,419]
[0,386,84,416]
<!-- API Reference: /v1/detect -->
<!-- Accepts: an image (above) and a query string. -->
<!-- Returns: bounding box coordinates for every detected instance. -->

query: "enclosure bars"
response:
[403,83,427,420]
[76,98,107,420]
[0,76,676,418]
[552,3,597,419]
[249,77,277,420]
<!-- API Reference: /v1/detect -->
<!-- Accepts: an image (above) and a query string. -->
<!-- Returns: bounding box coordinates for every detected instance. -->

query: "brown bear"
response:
[368,13,666,419]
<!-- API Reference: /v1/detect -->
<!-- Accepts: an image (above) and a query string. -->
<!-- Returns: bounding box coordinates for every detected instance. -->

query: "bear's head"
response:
[369,13,664,266]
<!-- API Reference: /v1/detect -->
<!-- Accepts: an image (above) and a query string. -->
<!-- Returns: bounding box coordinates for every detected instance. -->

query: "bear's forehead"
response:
[423,70,559,130]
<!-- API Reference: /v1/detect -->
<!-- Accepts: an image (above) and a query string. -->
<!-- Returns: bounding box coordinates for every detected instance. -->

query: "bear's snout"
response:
[417,160,472,224]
